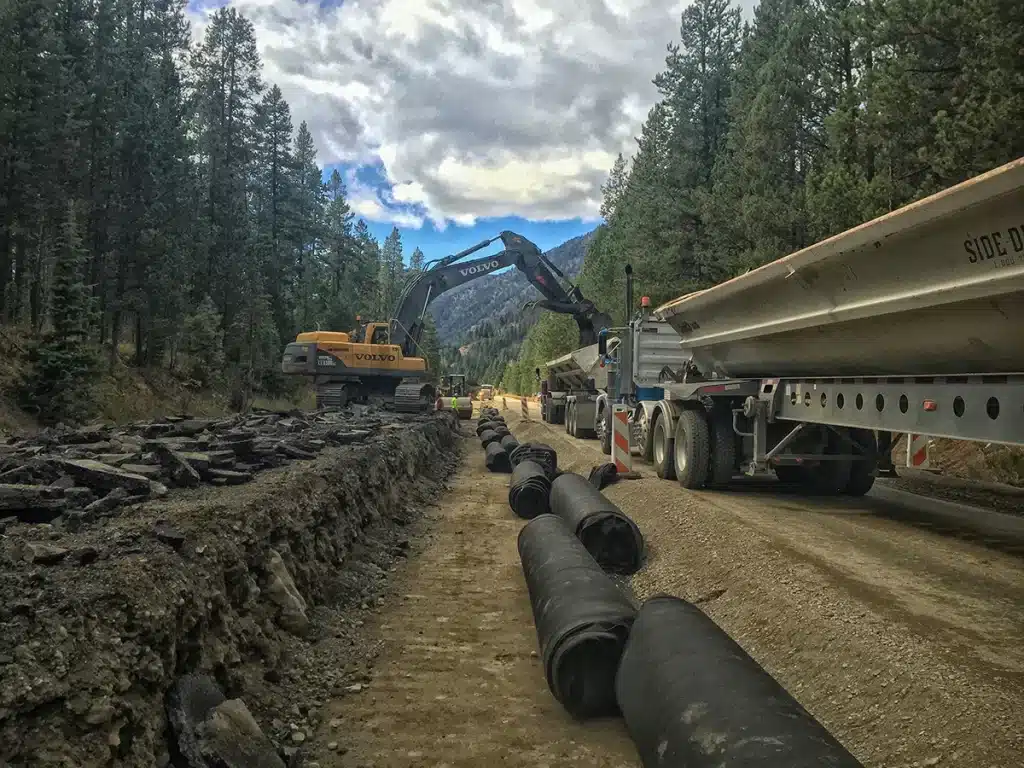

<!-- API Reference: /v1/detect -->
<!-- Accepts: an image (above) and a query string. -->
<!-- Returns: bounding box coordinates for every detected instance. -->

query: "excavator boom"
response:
[282,231,611,411]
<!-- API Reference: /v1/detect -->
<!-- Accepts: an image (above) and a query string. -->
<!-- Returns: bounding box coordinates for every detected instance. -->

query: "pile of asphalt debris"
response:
[0,407,395,535]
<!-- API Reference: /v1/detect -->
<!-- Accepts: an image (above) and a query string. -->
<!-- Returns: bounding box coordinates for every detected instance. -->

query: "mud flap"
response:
[517,514,637,719]
[616,595,864,768]
[548,472,645,575]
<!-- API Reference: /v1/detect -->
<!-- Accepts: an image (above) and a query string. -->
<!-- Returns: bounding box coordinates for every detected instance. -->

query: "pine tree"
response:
[19,202,99,424]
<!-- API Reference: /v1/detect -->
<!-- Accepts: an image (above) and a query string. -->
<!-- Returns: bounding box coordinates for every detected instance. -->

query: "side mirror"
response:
[598,331,607,356]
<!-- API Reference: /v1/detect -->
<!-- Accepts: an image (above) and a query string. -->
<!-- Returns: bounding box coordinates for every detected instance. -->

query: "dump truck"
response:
[605,156,1024,495]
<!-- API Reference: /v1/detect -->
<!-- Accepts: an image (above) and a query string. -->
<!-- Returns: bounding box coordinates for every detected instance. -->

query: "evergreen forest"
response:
[499,0,1024,393]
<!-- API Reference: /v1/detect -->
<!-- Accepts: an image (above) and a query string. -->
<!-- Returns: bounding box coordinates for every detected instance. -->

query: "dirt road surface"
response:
[311,400,1023,768]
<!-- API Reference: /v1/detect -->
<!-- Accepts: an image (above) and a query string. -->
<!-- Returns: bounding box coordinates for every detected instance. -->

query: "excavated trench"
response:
[0,410,461,767]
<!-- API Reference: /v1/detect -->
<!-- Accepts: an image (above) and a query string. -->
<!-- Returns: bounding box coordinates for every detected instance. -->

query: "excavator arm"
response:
[390,231,612,358]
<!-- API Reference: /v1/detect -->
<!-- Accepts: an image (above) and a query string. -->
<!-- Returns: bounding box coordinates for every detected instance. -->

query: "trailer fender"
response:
[652,399,682,441]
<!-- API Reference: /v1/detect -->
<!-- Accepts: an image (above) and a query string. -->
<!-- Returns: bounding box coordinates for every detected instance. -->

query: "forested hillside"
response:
[501,0,1024,394]
[429,231,591,343]
[0,2,438,424]
[430,231,591,385]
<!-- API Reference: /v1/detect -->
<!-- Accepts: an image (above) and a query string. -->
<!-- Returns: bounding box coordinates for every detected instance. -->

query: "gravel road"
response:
[308,401,1024,767]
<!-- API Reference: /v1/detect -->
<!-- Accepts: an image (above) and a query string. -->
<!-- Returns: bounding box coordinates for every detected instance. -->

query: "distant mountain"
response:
[429,230,594,345]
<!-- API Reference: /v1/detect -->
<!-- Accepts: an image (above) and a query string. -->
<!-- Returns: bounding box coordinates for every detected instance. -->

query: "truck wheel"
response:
[844,428,878,496]
[707,406,736,488]
[638,410,655,463]
[774,465,806,484]
[597,408,612,455]
[674,409,711,489]
[809,428,852,495]
[651,416,676,480]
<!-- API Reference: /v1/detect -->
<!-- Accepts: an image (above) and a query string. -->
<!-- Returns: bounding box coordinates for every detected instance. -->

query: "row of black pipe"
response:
[499,410,863,766]
[477,407,516,472]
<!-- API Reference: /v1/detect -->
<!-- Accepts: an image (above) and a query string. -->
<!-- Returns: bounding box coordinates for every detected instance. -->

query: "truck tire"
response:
[674,409,711,489]
[707,406,736,488]
[597,408,612,455]
[651,416,676,480]
[808,428,852,495]
[638,410,655,463]
[774,465,806,484]
[843,428,878,496]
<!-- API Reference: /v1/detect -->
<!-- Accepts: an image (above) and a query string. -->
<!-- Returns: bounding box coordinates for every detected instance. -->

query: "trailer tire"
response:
[843,428,878,497]
[809,428,853,495]
[774,466,806,484]
[597,408,612,455]
[674,409,711,489]
[651,416,676,480]
[638,409,655,463]
[707,406,736,488]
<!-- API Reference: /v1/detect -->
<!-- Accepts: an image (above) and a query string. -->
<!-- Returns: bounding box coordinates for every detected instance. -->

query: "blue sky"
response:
[323,161,596,264]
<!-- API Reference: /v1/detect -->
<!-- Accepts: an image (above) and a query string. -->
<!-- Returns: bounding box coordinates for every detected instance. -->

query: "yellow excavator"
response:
[280,231,612,412]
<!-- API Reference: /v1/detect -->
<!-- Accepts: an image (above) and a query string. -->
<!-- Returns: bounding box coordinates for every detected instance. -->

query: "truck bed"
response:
[655,157,1024,378]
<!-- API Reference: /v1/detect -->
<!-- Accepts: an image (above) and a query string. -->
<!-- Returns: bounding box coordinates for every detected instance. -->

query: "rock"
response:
[327,741,339,750]
[345,684,363,693]
[83,486,130,516]
[152,444,202,488]
[85,698,116,725]
[179,452,212,474]
[55,459,152,494]
[149,480,169,498]
[198,698,288,768]
[119,463,162,479]
[154,520,186,550]
[9,540,69,565]
[167,675,227,765]
[290,730,306,743]
[264,549,310,637]
[278,443,316,460]
[0,484,67,520]
[208,468,252,485]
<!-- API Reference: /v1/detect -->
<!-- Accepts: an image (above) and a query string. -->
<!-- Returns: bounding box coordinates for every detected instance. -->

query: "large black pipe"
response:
[616,595,865,768]
[517,514,636,719]
[509,443,557,477]
[476,420,502,436]
[485,442,512,472]
[507,460,551,518]
[548,472,644,575]
[500,434,520,452]
[479,429,502,448]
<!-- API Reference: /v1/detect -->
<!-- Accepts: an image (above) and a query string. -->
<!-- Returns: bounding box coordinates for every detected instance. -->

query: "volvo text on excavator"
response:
[280,231,613,412]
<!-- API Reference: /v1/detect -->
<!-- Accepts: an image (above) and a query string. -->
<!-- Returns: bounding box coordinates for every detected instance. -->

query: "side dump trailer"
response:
[642,157,1024,494]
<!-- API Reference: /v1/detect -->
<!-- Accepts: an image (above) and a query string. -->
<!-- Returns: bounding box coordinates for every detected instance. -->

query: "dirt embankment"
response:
[0,409,461,767]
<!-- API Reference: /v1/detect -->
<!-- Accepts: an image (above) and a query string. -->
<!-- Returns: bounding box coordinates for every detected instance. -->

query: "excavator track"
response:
[315,384,349,410]
[393,381,436,413]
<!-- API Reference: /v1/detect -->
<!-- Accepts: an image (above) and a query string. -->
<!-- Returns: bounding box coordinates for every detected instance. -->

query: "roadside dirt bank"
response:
[0,411,461,767]
[506,406,1024,768]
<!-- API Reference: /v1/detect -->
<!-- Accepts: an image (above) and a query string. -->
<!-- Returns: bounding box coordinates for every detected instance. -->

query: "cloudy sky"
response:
[187,0,756,261]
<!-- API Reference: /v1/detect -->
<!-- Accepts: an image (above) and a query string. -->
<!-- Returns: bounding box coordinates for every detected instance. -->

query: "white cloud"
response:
[188,0,758,228]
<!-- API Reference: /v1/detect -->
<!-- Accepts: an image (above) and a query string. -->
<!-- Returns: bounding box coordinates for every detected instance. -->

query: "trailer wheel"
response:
[843,428,878,496]
[808,427,852,495]
[673,409,711,489]
[651,415,676,480]
[707,406,737,488]
[774,465,806,484]
[597,408,611,455]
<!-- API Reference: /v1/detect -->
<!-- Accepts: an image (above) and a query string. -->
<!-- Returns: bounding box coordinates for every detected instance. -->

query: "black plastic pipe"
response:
[517,514,636,719]
[507,460,551,518]
[616,595,865,768]
[500,434,520,452]
[548,472,644,575]
[485,442,512,472]
[509,443,557,477]
[476,420,502,436]
[479,429,502,448]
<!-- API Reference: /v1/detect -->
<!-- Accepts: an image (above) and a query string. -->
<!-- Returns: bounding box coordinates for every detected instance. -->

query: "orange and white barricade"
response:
[906,433,933,470]
[612,405,632,473]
